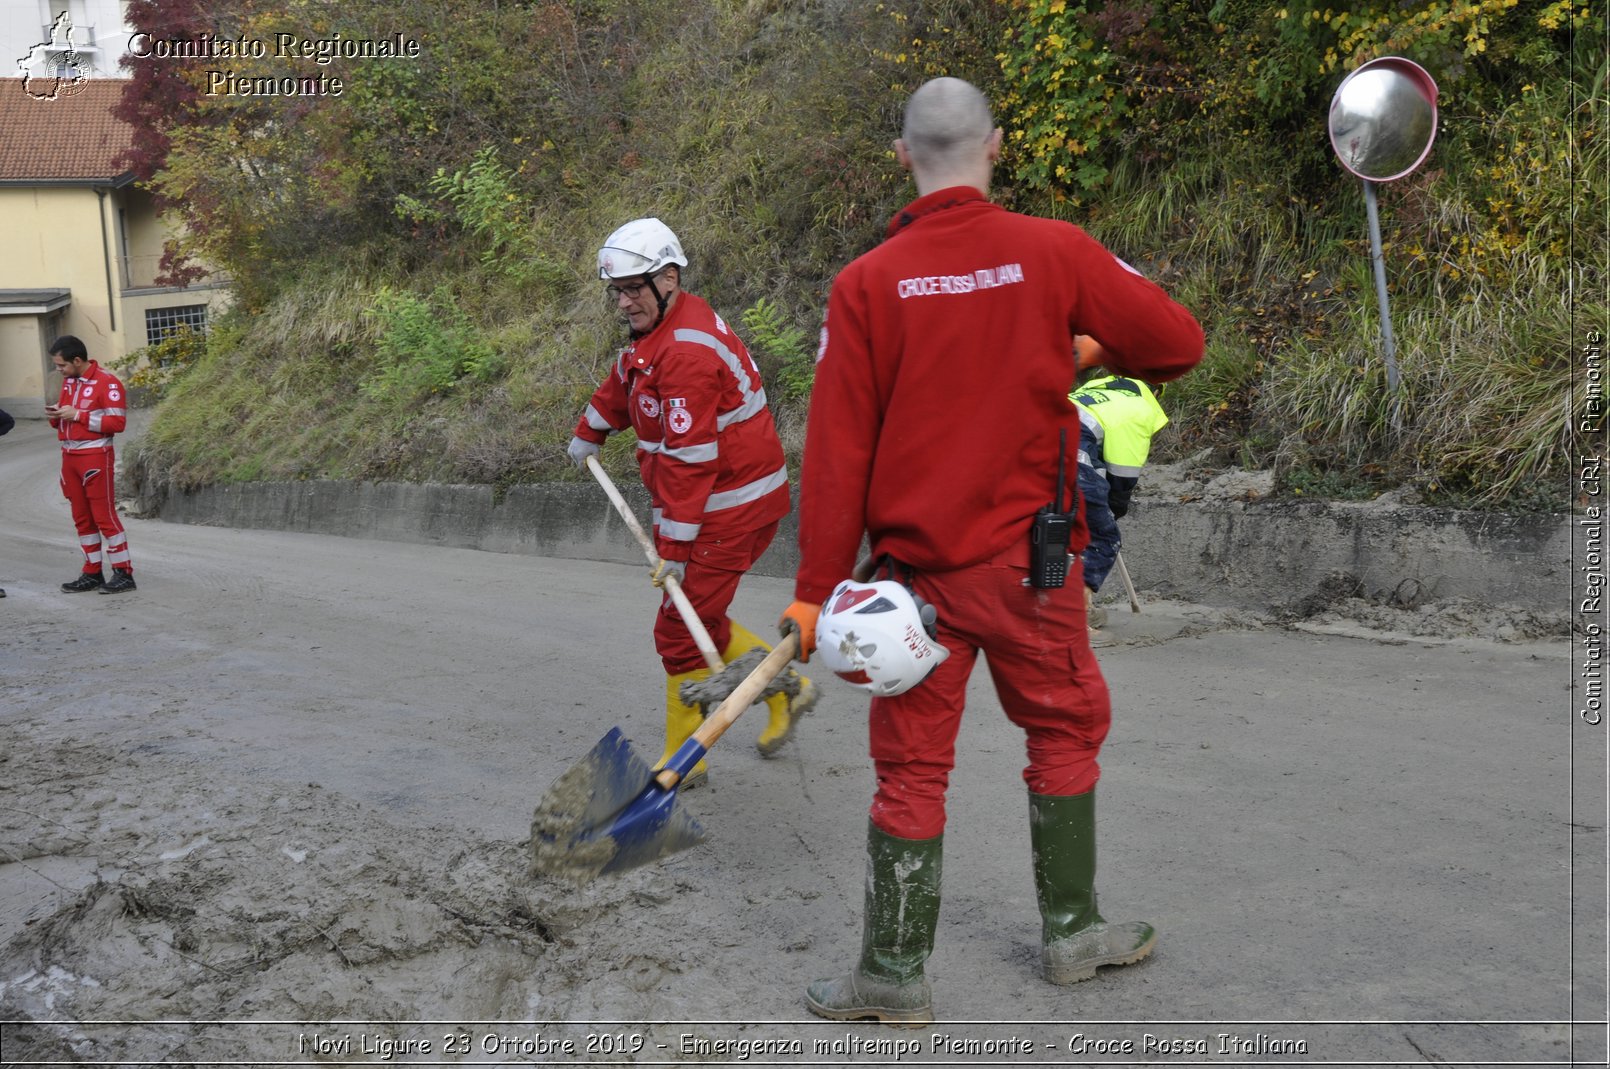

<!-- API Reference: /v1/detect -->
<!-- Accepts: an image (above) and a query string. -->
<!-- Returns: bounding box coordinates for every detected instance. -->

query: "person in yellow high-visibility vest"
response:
[1069,337,1169,627]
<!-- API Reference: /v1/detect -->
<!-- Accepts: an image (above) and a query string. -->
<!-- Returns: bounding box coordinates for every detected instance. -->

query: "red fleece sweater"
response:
[795,186,1203,603]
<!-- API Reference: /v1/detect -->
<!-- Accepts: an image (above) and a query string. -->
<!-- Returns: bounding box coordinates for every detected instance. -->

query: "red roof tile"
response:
[0,78,136,182]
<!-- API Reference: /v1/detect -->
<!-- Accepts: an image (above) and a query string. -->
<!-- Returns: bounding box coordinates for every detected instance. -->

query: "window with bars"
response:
[145,305,208,346]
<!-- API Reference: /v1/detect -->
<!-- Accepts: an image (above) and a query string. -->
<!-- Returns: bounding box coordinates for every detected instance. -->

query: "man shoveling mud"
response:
[567,219,815,787]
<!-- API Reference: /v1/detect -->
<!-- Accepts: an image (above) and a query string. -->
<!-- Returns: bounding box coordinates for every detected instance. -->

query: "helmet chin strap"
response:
[869,554,940,638]
[627,272,672,339]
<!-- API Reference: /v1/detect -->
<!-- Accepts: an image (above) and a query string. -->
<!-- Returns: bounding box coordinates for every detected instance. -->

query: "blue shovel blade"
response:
[529,727,706,882]
[597,778,705,876]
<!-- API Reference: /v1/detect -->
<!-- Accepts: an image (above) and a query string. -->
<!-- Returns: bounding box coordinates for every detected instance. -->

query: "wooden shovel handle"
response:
[651,634,800,791]
[1114,550,1142,613]
[695,634,800,750]
[586,454,724,670]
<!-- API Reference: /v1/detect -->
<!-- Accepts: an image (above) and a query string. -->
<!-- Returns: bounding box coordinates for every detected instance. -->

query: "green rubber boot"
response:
[805,821,941,1026]
[1029,789,1156,984]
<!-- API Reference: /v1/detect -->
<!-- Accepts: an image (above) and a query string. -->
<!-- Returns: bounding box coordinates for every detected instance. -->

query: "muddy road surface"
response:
[0,418,1601,1066]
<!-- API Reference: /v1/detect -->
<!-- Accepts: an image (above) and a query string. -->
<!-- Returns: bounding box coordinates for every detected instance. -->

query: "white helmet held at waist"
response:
[598,218,688,280]
[817,579,949,697]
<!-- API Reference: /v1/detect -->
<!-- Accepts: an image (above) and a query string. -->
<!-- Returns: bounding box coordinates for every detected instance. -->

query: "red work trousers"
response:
[60,448,132,574]
[653,520,779,674]
[867,546,1110,840]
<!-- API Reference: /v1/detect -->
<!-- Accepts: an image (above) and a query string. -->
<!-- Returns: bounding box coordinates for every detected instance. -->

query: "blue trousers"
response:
[1077,426,1120,592]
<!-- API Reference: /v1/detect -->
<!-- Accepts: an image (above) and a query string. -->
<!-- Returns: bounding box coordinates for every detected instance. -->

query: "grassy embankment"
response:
[123,1,1602,512]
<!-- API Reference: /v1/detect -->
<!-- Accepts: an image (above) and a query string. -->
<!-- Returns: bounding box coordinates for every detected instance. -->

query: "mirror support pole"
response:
[1363,179,1400,391]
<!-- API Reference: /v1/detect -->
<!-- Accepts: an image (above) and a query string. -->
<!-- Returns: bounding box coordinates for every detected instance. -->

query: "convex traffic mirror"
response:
[1328,57,1438,182]
[1327,57,1438,392]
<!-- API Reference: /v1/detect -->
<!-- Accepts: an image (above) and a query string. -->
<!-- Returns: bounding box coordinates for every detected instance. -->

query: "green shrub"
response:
[741,297,817,402]
[399,146,568,291]
[125,0,1594,512]
[361,286,495,402]
[114,326,209,400]
[996,0,1126,192]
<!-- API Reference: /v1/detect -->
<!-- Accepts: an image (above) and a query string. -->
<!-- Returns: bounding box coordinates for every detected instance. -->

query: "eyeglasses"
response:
[605,278,654,301]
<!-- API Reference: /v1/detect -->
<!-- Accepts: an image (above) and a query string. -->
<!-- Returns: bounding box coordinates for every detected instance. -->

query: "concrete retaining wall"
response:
[1126,498,1569,610]
[140,478,1571,613]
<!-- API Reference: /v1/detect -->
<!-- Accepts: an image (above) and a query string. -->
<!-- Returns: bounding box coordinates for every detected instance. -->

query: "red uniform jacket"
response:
[796,186,1204,604]
[575,292,790,562]
[50,361,128,453]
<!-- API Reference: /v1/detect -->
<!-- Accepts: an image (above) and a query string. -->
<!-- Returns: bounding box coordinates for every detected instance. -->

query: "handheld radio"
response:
[1029,429,1073,588]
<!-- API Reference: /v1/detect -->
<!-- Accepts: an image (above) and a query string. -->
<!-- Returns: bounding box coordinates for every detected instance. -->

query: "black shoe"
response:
[62,572,105,593]
[99,571,137,594]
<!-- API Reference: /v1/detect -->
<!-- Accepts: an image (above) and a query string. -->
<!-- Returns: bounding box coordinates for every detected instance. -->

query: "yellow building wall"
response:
[0,316,50,411]
[118,186,170,289]
[119,289,232,357]
[0,185,121,358]
[113,186,233,358]
[0,183,232,406]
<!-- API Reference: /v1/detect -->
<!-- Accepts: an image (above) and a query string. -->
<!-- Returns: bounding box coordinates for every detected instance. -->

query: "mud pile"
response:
[0,734,694,1063]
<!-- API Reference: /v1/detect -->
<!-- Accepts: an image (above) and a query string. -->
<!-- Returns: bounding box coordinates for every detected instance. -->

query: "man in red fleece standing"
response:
[46,335,136,594]
[781,77,1203,1024]
[568,218,814,787]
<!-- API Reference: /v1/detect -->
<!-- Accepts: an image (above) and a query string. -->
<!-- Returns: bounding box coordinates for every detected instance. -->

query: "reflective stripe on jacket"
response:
[574,292,790,560]
[52,362,127,451]
[1070,375,1168,479]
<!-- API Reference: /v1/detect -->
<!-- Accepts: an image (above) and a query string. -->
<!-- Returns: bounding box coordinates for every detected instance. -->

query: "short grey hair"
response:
[901,77,995,172]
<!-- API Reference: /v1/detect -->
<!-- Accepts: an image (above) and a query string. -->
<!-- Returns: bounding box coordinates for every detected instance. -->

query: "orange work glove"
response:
[1074,334,1107,373]
[779,600,821,663]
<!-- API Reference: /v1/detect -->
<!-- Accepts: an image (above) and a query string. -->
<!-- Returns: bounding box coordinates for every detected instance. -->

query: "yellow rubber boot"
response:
[657,668,711,789]
[724,620,817,758]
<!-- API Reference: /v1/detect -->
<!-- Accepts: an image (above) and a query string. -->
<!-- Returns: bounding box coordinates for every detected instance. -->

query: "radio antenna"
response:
[1055,428,1067,513]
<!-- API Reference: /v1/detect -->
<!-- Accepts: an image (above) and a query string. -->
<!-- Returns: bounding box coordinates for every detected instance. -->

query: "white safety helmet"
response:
[597,218,688,280]
[816,579,950,698]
